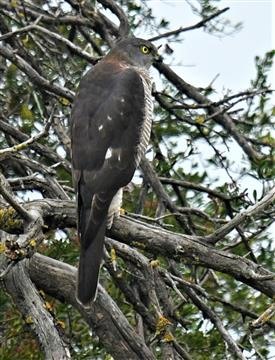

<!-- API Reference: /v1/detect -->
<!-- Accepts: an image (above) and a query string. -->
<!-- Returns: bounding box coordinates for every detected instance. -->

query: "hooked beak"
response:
[154,48,163,63]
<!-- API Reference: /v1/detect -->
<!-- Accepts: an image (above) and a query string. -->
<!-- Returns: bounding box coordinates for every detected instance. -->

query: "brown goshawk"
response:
[71,37,159,305]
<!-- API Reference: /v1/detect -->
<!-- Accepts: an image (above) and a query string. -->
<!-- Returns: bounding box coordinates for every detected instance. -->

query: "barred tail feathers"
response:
[76,191,116,305]
[77,219,106,304]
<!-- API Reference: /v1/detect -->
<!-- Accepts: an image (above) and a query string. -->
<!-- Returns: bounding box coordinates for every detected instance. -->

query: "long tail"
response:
[77,218,106,304]
[76,191,115,305]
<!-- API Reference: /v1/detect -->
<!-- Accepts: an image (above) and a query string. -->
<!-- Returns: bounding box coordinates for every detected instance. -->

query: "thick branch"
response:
[1,197,274,297]
[110,218,275,298]
[29,253,155,360]
[2,260,70,359]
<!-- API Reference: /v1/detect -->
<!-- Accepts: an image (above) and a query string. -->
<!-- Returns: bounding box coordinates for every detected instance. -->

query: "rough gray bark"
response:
[1,259,71,360]
[28,253,155,360]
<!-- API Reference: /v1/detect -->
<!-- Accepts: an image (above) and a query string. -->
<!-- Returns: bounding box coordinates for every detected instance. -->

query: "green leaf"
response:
[20,104,34,121]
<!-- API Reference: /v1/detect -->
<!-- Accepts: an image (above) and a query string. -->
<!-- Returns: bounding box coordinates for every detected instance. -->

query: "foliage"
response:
[0,0,274,359]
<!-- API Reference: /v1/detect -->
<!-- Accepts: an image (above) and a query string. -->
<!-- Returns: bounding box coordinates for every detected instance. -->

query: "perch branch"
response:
[2,260,71,359]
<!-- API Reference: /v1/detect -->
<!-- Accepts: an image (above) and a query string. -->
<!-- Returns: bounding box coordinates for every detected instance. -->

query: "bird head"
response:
[107,37,161,69]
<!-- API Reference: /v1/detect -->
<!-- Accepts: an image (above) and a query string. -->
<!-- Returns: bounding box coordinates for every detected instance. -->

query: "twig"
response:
[0,118,51,158]
[205,186,275,244]
[165,272,187,302]
[250,303,275,329]
[0,15,43,40]
[149,7,230,41]
[0,22,98,63]
[169,261,246,360]
[159,176,240,201]
[185,287,246,359]
[140,157,193,234]
[0,171,32,222]
[210,296,275,330]
[0,45,74,101]
[0,117,71,172]
[155,61,263,162]
[163,89,272,110]
[0,2,92,26]
[213,89,273,107]
[247,333,265,360]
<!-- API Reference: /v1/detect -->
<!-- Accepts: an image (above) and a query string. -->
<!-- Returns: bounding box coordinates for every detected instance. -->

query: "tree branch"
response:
[205,186,275,244]
[0,22,98,64]
[0,45,74,101]
[1,197,274,297]
[159,176,241,201]
[0,118,51,158]
[110,217,275,297]
[2,260,71,359]
[155,62,263,162]
[149,7,230,41]
[140,157,192,234]
[28,253,156,360]
[0,171,31,222]
[98,0,130,38]
[0,117,71,172]
[170,262,246,360]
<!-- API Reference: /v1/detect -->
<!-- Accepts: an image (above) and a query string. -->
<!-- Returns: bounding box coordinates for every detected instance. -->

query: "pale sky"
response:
[138,0,274,94]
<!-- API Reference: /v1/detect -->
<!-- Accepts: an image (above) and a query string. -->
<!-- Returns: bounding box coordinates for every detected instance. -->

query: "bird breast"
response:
[135,69,153,167]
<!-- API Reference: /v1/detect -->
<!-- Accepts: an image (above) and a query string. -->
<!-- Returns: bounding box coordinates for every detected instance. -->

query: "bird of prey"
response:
[71,37,159,305]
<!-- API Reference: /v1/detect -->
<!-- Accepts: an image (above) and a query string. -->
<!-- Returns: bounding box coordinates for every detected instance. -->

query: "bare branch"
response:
[250,303,275,329]
[28,253,156,360]
[0,118,51,158]
[206,186,275,244]
[110,217,275,298]
[149,7,230,41]
[98,0,130,38]
[0,117,71,172]
[211,296,275,330]
[178,282,246,359]
[2,260,71,359]
[155,62,263,162]
[0,22,98,64]
[0,0,273,357]
[0,171,32,222]
[1,197,274,297]
[0,45,74,101]
[140,157,192,234]
[159,176,240,201]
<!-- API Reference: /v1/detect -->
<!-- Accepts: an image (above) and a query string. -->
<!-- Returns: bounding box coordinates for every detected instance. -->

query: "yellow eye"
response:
[140,45,150,54]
